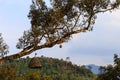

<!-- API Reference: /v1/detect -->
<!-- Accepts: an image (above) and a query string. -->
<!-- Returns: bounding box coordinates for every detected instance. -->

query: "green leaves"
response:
[97,54,120,80]
[17,0,120,51]
[0,33,9,58]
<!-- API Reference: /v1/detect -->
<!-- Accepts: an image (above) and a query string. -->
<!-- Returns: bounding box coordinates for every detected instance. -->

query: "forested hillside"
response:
[97,54,120,80]
[0,56,96,80]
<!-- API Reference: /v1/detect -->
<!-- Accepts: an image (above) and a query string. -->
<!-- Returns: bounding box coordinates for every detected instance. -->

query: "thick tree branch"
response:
[0,25,89,64]
[0,14,92,64]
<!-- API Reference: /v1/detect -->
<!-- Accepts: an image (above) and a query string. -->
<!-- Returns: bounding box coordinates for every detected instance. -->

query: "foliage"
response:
[0,0,120,79]
[0,0,118,60]
[0,33,9,58]
[0,56,96,80]
[97,54,120,80]
[0,64,20,80]
[17,0,120,50]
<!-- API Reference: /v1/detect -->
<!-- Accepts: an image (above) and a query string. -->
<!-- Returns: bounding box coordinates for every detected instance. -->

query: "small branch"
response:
[72,13,81,30]
[95,7,118,14]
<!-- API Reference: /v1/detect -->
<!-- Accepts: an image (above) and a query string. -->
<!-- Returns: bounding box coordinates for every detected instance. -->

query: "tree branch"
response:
[0,13,93,64]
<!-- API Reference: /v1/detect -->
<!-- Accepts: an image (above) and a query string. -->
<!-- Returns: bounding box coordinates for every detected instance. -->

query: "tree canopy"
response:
[0,56,96,80]
[97,54,120,80]
[0,33,9,58]
[0,0,120,63]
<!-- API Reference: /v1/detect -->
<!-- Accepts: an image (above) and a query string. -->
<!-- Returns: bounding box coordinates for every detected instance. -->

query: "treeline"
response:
[0,56,96,80]
[97,54,120,80]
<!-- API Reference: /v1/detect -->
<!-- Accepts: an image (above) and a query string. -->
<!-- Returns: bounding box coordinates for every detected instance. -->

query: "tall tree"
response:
[0,0,120,63]
[0,33,9,58]
[97,54,120,80]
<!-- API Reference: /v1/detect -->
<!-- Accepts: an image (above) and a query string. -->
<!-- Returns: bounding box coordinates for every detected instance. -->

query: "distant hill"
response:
[0,56,96,80]
[86,64,100,74]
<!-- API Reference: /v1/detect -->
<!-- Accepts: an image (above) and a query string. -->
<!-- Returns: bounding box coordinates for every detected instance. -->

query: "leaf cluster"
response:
[16,0,120,50]
[0,33,9,58]
[97,54,120,80]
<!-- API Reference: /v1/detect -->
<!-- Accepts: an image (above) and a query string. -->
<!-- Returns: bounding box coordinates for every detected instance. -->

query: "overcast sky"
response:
[0,0,120,66]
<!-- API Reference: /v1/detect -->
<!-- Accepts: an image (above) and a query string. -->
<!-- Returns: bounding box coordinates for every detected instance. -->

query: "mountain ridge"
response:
[85,64,100,74]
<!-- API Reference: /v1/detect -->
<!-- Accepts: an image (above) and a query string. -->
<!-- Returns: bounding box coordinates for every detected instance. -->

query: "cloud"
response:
[109,10,120,26]
[70,53,114,66]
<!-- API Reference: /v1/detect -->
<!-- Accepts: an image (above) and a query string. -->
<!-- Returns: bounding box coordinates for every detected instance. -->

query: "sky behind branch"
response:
[0,0,120,66]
